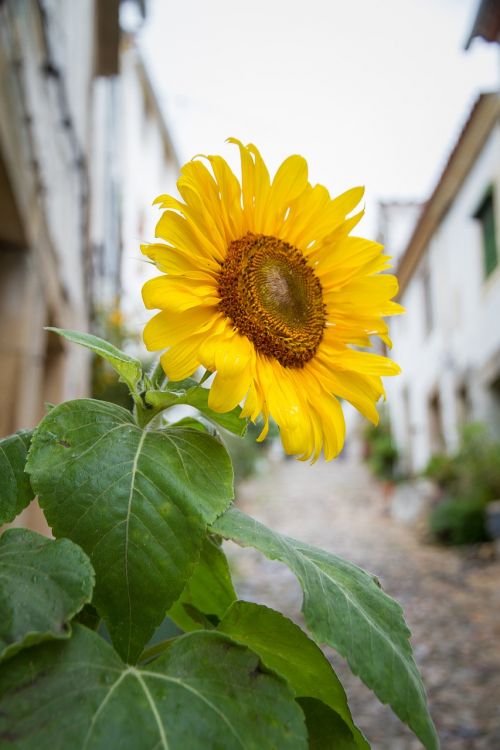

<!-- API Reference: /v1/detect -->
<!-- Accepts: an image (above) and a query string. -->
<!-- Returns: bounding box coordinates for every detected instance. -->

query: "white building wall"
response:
[119,43,179,343]
[0,0,108,534]
[0,0,101,423]
[387,125,500,473]
[89,75,123,307]
[22,0,95,321]
[378,202,422,266]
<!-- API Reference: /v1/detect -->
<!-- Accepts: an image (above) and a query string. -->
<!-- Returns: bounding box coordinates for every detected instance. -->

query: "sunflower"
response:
[142,139,402,461]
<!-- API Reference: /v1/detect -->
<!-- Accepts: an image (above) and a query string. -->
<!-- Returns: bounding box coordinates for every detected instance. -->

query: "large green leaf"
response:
[47,328,142,391]
[213,507,439,750]
[217,601,368,749]
[0,529,94,662]
[0,430,33,524]
[168,536,237,631]
[146,380,247,436]
[26,399,234,662]
[0,624,308,749]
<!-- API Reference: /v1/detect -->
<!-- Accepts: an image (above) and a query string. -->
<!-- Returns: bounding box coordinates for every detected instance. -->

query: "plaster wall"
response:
[119,44,179,347]
[387,126,500,472]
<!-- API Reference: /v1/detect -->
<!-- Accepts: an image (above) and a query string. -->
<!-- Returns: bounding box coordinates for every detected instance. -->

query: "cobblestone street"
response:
[225,457,500,750]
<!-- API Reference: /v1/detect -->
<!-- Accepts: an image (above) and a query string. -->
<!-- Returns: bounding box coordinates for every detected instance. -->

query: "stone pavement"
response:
[224,456,500,750]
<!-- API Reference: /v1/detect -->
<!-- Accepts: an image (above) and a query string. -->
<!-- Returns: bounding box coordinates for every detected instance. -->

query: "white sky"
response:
[139,0,498,236]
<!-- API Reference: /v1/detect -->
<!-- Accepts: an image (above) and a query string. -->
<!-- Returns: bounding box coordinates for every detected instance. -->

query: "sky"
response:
[139,0,498,236]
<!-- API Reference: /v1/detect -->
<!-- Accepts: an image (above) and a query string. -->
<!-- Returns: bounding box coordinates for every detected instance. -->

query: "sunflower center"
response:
[218,233,326,368]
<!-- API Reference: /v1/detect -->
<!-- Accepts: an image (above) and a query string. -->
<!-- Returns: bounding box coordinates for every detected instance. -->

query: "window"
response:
[474,189,498,278]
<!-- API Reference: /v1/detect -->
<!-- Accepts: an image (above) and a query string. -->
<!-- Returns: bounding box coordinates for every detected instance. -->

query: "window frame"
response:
[473,186,498,279]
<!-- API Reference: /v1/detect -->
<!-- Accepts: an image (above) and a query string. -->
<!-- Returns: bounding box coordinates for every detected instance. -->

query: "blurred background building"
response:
[383,1,500,475]
[0,0,177,437]
[384,92,500,474]
[0,0,177,529]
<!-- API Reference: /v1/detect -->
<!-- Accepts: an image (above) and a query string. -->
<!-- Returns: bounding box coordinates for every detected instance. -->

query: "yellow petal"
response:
[204,154,243,240]
[285,187,364,251]
[141,243,219,278]
[330,349,401,376]
[305,210,365,259]
[160,335,204,381]
[153,195,185,211]
[279,183,331,246]
[310,358,382,424]
[142,276,218,311]
[256,408,270,442]
[143,310,170,351]
[263,155,309,233]
[247,142,271,227]
[147,308,224,349]
[156,210,224,264]
[240,382,263,422]
[315,236,384,276]
[208,367,252,412]
[198,327,236,371]
[259,359,305,432]
[227,138,258,232]
[177,162,229,251]
[329,186,364,220]
[214,333,255,377]
[325,275,403,318]
[313,393,345,461]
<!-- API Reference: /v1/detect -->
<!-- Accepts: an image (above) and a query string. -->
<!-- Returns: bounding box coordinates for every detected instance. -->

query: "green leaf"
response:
[169,416,210,432]
[0,430,33,524]
[75,603,101,631]
[0,624,308,749]
[146,382,247,436]
[213,507,439,750]
[0,529,94,662]
[26,399,234,663]
[47,327,142,391]
[298,698,359,750]
[217,601,368,749]
[168,537,237,631]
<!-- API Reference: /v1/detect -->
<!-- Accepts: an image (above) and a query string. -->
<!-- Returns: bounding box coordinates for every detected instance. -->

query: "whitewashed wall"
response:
[119,44,179,346]
[387,125,500,473]
[0,0,98,432]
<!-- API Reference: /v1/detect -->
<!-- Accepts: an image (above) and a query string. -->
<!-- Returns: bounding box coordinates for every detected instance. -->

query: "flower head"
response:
[142,140,402,461]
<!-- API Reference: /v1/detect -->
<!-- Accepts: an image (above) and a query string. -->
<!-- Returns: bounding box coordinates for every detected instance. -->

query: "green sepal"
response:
[145,378,247,436]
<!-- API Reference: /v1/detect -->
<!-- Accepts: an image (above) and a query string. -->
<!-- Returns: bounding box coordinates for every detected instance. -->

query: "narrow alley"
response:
[226,458,500,750]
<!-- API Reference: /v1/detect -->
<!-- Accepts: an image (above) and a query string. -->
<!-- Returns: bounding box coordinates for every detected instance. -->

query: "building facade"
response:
[0,0,177,531]
[385,93,500,473]
[118,38,180,337]
[0,0,96,441]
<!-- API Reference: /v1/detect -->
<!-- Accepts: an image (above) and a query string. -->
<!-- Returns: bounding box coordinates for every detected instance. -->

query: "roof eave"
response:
[396,93,500,297]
